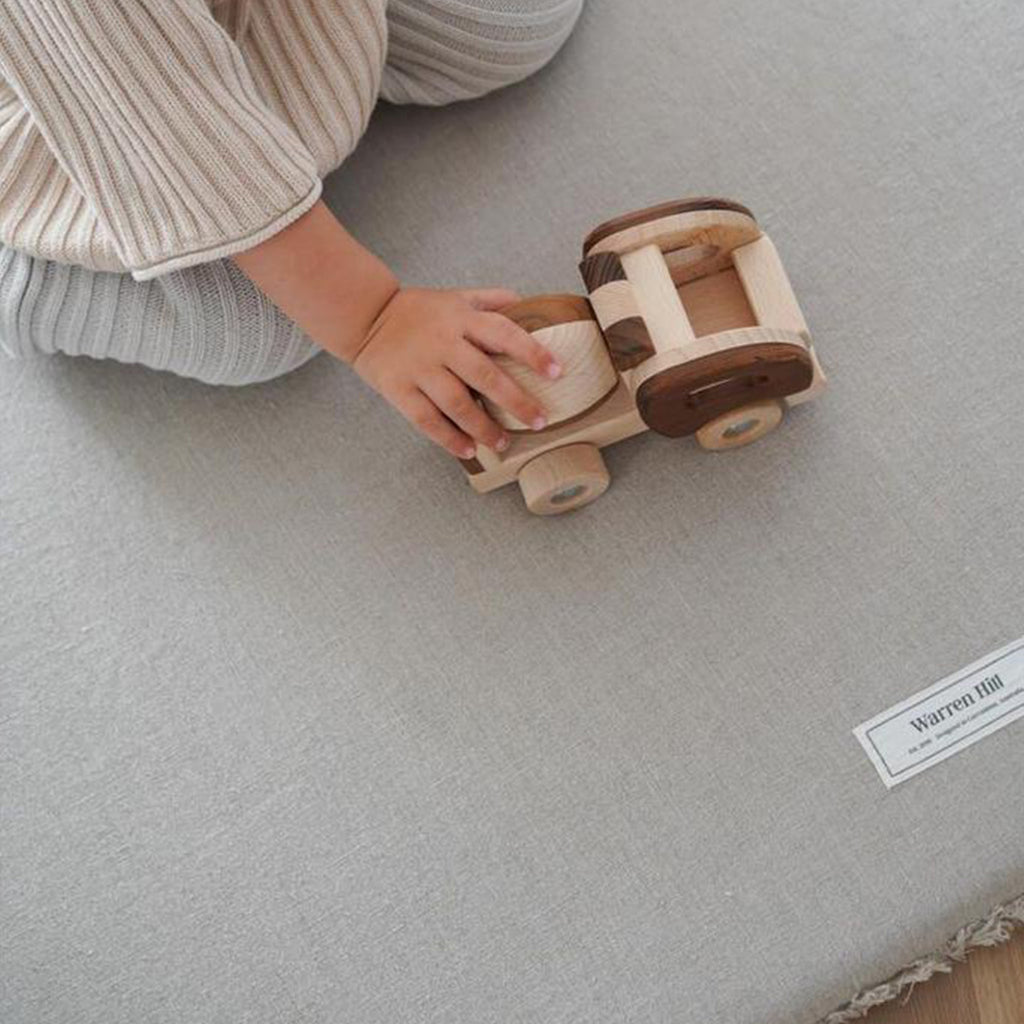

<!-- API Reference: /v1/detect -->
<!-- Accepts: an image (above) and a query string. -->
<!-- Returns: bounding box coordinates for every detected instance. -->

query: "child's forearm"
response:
[232,200,399,364]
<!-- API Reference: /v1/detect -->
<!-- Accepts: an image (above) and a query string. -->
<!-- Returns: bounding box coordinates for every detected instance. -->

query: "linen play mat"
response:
[2,1,1021,1021]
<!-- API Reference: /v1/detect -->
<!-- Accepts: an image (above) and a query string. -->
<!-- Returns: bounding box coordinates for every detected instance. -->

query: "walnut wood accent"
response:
[459,455,485,475]
[500,294,593,332]
[603,316,654,370]
[579,250,626,292]
[583,197,755,257]
[635,342,813,438]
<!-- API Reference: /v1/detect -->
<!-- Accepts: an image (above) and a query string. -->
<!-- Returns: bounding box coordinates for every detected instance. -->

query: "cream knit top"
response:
[0,0,386,280]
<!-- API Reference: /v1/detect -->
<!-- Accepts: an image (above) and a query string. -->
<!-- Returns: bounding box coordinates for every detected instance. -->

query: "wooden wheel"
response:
[482,295,617,432]
[696,400,785,451]
[517,444,610,515]
[580,197,761,287]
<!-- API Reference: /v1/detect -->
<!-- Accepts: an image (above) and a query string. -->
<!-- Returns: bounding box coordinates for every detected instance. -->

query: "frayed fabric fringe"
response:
[820,893,1024,1023]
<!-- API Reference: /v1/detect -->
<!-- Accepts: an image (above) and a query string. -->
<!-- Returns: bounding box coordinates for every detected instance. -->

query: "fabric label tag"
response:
[854,636,1024,788]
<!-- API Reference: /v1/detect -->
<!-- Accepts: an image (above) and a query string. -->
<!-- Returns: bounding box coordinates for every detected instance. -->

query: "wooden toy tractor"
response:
[459,198,827,515]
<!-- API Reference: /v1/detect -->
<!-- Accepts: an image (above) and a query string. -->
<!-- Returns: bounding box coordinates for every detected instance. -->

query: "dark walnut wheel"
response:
[635,340,813,439]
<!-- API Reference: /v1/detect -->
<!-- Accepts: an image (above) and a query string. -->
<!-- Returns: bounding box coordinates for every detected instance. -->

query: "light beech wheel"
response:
[482,295,617,432]
[517,443,610,515]
[580,197,761,286]
[696,400,785,451]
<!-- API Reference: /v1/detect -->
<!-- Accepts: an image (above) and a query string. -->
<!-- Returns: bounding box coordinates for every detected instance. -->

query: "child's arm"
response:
[233,201,562,460]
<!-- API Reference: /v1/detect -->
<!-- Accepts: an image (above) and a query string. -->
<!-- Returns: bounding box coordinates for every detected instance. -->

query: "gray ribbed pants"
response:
[0,0,584,386]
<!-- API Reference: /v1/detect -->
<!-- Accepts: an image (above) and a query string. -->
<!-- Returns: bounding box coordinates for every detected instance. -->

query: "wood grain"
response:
[500,293,593,332]
[586,277,652,370]
[731,234,828,405]
[678,267,758,337]
[619,243,696,354]
[586,278,639,324]
[603,316,655,370]
[865,930,1024,1024]
[635,339,813,438]
[579,250,626,292]
[462,379,646,494]
[583,206,761,284]
[482,319,618,432]
[582,196,755,256]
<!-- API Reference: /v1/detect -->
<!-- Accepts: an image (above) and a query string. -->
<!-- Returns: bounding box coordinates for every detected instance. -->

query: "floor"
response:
[866,931,1024,1024]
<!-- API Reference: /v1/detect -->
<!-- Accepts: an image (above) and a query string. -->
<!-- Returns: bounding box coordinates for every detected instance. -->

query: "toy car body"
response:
[459,198,827,515]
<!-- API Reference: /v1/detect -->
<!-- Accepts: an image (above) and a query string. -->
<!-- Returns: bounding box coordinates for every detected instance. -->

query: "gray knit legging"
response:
[0,0,583,386]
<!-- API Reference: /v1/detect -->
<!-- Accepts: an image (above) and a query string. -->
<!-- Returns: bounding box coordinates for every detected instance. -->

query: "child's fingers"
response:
[447,343,548,433]
[394,390,478,460]
[456,288,521,312]
[419,368,509,452]
[467,311,562,381]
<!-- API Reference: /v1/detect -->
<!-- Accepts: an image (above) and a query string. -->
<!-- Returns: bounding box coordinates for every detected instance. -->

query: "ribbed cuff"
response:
[130,180,324,282]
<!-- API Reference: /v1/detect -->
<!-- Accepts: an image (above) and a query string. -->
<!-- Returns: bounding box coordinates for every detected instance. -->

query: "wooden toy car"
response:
[459,198,827,515]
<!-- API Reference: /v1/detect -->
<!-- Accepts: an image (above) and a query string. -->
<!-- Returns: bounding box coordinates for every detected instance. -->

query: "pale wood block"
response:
[677,267,758,338]
[587,279,640,329]
[619,243,696,355]
[579,250,626,292]
[732,235,809,332]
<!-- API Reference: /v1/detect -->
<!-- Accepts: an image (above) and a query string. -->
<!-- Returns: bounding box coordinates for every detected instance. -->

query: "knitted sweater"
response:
[0,0,386,280]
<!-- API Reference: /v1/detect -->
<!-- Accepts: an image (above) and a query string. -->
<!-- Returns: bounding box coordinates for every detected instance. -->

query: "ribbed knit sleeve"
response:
[0,0,323,280]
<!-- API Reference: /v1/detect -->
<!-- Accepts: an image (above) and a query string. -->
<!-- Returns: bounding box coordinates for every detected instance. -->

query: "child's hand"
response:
[351,287,563,459]
[230,204,561,458]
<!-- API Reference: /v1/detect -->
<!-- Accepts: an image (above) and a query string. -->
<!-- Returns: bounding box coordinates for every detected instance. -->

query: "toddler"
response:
[0,0,584,460]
